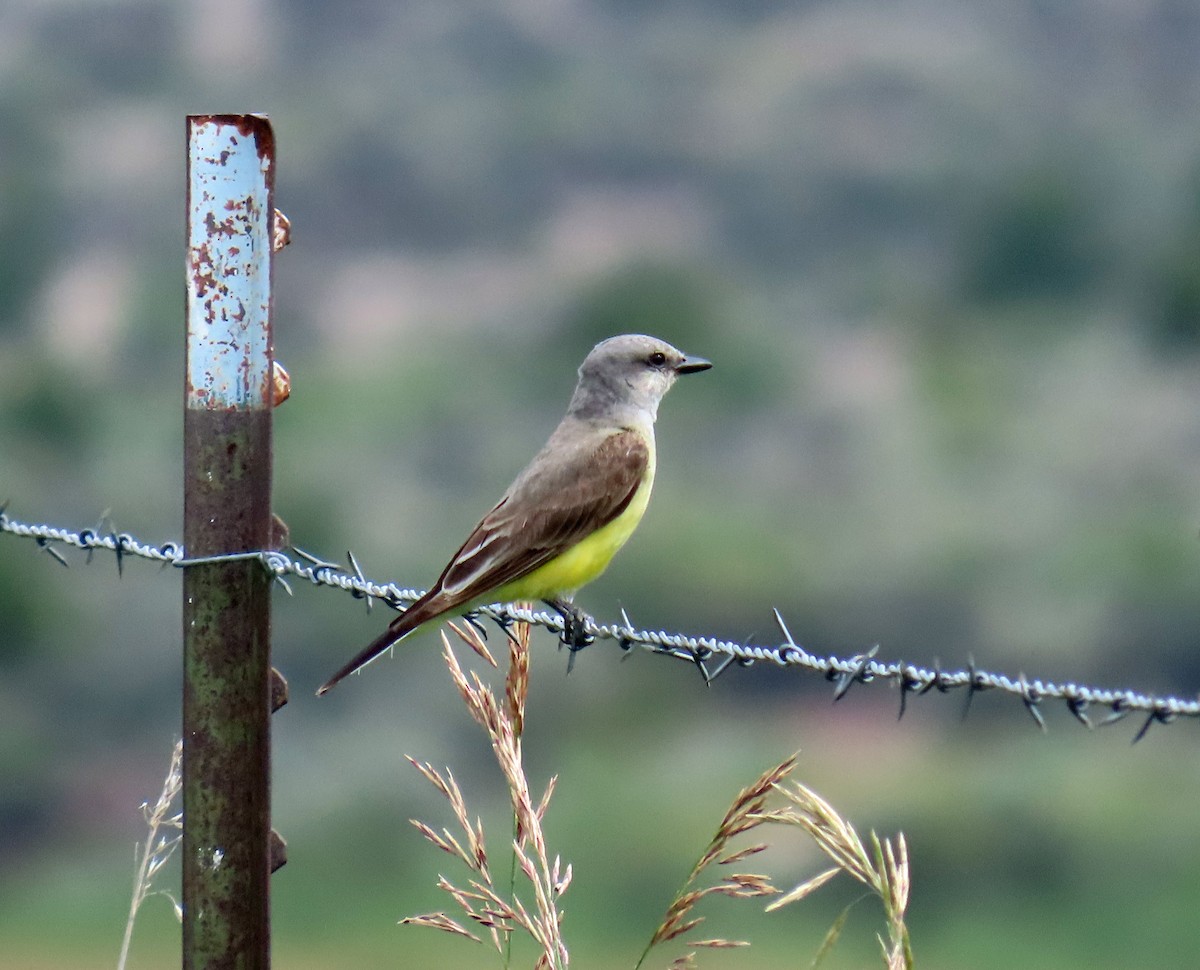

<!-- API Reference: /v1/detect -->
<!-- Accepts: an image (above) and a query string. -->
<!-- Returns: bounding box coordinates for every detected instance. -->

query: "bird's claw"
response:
[545,600,595,653]
[564,610,595,651]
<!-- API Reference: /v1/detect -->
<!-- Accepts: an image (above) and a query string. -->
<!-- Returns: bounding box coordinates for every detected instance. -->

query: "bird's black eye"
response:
[647,351,667,367]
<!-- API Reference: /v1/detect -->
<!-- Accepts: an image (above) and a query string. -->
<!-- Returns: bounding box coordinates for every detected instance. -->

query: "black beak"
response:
[676,354,712,375]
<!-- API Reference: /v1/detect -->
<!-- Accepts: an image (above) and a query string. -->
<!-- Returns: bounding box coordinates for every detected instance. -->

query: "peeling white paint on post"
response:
[186,115,274,409]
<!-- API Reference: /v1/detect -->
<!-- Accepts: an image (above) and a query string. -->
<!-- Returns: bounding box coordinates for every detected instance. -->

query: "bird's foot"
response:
[463,611,490,641]
[544,599,595,666]
[481,610,527,648]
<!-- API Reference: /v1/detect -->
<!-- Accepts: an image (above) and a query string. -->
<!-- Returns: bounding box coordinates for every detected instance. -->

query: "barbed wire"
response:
[3,506,1197,741]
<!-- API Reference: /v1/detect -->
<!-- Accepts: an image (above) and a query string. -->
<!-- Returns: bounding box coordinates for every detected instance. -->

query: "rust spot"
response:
[188,242,219,295]
[203,211,243,240]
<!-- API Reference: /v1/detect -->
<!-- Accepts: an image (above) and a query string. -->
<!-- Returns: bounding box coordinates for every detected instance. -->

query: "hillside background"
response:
[3,0,1200,967]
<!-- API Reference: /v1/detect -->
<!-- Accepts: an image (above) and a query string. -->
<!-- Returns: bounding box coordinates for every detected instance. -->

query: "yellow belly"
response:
[492,453,656,603]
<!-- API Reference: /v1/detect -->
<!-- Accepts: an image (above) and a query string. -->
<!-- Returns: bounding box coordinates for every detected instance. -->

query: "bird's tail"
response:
[316,600,436,695]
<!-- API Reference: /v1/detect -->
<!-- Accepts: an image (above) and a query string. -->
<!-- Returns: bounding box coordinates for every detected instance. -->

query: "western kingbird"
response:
[317,333,711,695]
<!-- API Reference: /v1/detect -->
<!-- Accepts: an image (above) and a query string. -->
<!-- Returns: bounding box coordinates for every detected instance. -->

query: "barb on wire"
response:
[4,509,1200,740]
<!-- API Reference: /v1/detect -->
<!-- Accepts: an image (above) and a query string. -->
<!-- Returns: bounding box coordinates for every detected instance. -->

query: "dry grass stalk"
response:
[765,781,913,970]
[404,619,913,969]
[505,614,530,738]
[636,755,797,969]
[402,618,570,969]
[641,752,914,970]
[117,737,184,970]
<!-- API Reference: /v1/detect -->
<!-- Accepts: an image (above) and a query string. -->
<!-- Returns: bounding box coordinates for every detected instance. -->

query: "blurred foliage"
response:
[1148,168,1200,349]
[0,102,58,333]
[958,171,1105,305]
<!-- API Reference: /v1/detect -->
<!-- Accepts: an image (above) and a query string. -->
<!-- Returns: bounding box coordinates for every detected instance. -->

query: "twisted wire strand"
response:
[3,508,1195,739]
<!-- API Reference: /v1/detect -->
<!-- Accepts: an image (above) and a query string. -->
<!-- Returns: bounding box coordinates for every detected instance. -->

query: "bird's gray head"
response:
[567,334,711,425]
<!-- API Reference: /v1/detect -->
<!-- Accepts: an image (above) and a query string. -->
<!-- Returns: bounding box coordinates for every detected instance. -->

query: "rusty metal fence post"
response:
[183,114,276,969]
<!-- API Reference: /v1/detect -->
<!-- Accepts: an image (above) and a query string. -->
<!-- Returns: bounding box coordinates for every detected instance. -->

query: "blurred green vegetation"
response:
[3,0,1200,967]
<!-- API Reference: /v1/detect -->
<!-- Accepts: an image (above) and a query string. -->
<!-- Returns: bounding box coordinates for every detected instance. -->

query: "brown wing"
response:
[432,427,649,602]
[316,428,648,694]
